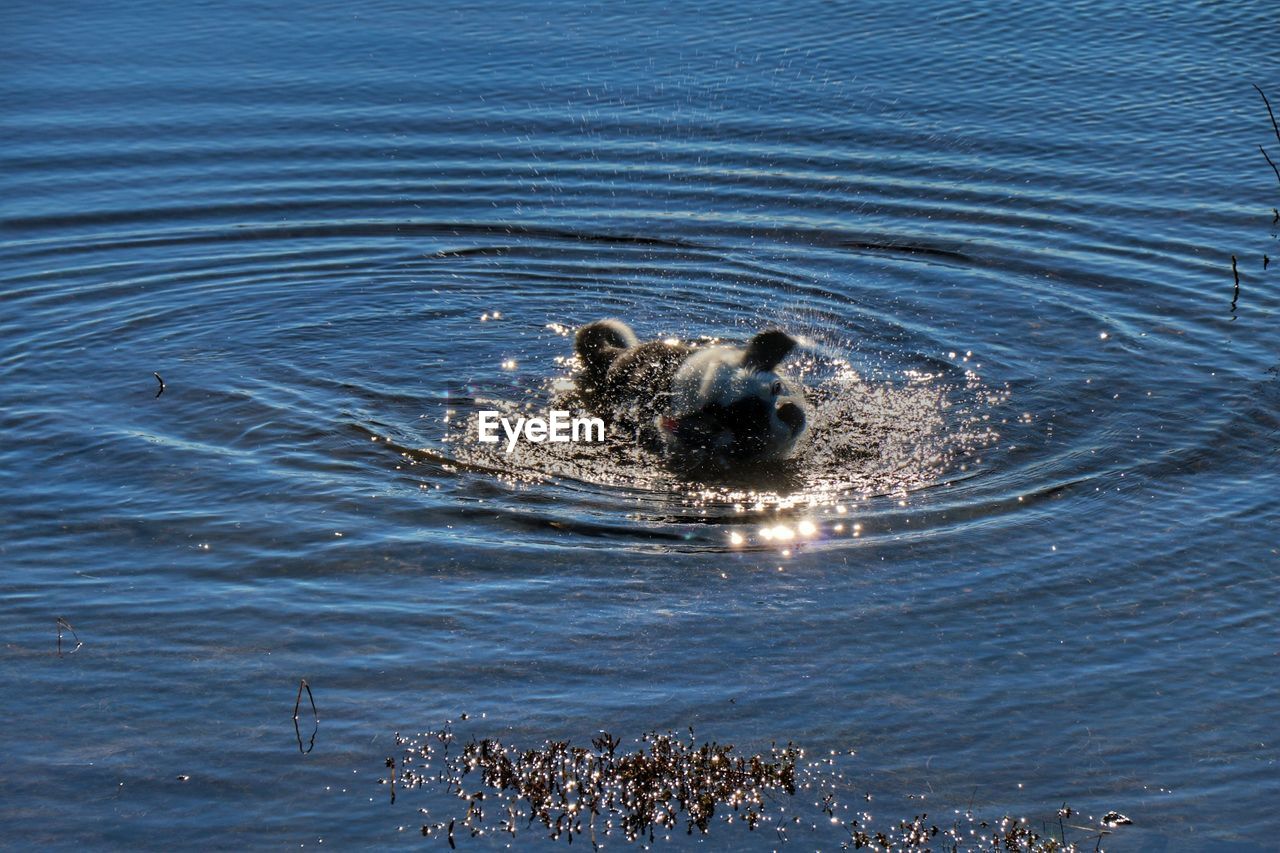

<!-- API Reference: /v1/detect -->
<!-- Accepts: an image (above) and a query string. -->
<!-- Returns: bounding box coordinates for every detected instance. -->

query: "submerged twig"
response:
[293,679,318,754]
[1259,145,1280,187]
[1254,84,1280,145]
[1256,86,1280,188]
[1231,255,1241,314]
[153,372,165,398]
[55,617,82,656]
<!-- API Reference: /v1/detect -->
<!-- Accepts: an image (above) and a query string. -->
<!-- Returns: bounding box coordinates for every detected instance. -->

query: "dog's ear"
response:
[742,330,796,371]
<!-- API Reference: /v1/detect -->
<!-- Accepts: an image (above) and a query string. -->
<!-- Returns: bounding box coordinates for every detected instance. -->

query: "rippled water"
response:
[3,1,1278,848]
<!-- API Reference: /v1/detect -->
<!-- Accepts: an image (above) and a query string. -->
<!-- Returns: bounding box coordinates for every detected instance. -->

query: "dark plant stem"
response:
[55,617,82,656]
[1260,145,1280,187]
[293,678,318,754]
[1254,84,1280,145]
[1231,255,1241,314]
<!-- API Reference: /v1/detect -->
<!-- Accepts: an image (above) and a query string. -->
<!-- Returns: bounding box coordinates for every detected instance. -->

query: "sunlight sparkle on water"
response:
[446,326,1006,505]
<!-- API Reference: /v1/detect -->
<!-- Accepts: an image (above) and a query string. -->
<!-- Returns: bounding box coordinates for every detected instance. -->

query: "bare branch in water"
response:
[153,372,166,398]
[1254,84,1280,146]
[1260,145,1280,187]
[1256,86,1280,188]
[55,617,82,656]
[1231,255,1241,314]
[293,679,318,754]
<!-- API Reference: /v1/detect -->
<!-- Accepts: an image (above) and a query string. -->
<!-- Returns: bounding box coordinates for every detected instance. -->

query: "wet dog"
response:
[573,319,808,471]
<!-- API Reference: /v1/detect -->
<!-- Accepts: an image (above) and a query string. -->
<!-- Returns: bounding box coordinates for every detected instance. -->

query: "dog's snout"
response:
[776,401,805,434]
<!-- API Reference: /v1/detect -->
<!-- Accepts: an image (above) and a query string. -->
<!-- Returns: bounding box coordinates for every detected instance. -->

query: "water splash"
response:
[437,328,1005,511]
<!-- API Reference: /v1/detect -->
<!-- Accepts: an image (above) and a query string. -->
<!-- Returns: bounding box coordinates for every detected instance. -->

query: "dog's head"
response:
[659,330,808,467]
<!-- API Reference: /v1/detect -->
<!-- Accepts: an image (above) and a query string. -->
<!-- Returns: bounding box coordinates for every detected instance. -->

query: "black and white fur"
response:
[574,319,808,470]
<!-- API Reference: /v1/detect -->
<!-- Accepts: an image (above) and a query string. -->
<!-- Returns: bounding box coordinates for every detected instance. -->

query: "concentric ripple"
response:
[3,1,1279,847]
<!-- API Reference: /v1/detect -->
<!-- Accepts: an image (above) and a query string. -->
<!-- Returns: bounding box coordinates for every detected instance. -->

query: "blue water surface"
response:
[2,1,1278,848]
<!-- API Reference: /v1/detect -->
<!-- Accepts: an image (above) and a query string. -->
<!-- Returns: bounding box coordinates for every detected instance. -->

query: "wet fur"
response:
[574,319,809,471]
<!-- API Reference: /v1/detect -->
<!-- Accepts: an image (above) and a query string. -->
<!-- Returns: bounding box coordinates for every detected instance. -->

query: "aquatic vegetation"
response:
[393,727,1128,851]
[398,727,800,845]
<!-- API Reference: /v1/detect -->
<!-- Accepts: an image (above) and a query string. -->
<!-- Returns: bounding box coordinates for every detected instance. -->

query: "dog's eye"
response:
[770,380,783,396]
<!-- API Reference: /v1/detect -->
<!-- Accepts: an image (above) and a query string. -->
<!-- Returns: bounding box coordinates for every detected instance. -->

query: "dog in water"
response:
[573,319,809,471]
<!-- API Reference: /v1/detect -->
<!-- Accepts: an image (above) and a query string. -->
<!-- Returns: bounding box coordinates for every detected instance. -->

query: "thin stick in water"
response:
[293,678,318,754]
[55,617,82,656]
[1231,255,1241,314]
[153,372,165,398]
[1254,84,1280,145]
[1260,145,1280,187]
